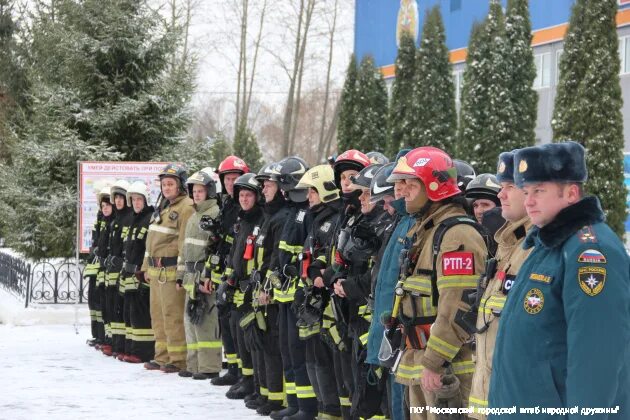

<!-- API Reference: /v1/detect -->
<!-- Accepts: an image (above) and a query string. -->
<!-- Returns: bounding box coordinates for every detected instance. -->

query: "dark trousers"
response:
[279,303,317,413]
[261,305,284,403]
[129,284,155,362]
[308,336,342,417]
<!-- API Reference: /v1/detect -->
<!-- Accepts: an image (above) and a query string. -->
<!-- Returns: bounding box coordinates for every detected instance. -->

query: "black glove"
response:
[187,297,208,325]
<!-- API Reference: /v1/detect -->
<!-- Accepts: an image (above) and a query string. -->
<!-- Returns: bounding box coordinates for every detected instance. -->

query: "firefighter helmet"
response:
[159,163,188,194]
[453,159,476,192]
[187,167,222,199]
[254,162,276,183]
[386,146,460,202]
[126,181,151,207]
[369,162,396,204]
[97,186,112,207]
[296,164,340,203]
[233,173,261,199]
[271,156,310,202]
[110,179,131,200]
[466,173,501,206]
[366,151,390,165]
[333,149,371,188]
[349,164,383,190]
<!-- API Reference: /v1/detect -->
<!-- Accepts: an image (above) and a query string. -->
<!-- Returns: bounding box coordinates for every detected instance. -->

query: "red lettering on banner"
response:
[441,252,474,276]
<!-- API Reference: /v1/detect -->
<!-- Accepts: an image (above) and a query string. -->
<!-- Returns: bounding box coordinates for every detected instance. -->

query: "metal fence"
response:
[0,250,86,307]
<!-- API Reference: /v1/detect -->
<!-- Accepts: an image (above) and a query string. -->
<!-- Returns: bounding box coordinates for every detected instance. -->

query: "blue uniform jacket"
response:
[366,198,415,365]
[489,196,630,419]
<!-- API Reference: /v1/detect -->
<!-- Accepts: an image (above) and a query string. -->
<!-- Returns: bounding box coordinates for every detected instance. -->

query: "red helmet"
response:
[218,155,250,175]
[386,147,460,202]
[333,149,371,188]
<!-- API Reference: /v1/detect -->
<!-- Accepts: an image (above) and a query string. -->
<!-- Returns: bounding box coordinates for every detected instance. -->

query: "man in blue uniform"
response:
[489,141,630,419]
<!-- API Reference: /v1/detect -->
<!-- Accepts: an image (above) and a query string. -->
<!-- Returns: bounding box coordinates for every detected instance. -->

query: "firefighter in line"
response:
[245,163,291,415]
[268,156,318,420]
[120,181,155,363]
[488,142,630,418]
[365,156,414,420]
[141,163,194,373]
[106,179,133,359]
[467,151,533,417]
[177,168,223,379]
[224,173,264,400]
[386,147,488,419]
[295,164,344,419]
[206,155,250,387]
[321,149,371,419]
[333,163,392,419]
[85,181,109,347]
[93,184,114,351]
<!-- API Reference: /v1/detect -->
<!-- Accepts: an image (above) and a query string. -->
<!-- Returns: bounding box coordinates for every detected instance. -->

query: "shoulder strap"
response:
[430,216,490,306]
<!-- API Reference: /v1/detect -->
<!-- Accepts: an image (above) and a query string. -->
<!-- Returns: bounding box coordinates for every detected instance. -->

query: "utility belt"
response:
[147,256,178,268]
[105,255,124,273]
[185,260,206,273]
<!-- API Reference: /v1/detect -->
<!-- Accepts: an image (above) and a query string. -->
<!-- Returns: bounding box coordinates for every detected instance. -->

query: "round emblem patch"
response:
[429,182,439,191]
[523,288,544,315]
[498,161,506,173]
[518,159,528,173]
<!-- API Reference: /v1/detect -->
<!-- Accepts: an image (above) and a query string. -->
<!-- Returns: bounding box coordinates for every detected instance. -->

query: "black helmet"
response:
[453,159,476,192]
[466,173,501,206]
[366,151,390,165]
[159,163,188,194]
[187,167,222,199]
[233,173,261,199]
[369,162,396,204]
[254,162,276,183]
[271,156,310,203]
[350,164,383,190]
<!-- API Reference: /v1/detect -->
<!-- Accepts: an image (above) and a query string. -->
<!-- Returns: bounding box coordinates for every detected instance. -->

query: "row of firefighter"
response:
[83,142,630,420]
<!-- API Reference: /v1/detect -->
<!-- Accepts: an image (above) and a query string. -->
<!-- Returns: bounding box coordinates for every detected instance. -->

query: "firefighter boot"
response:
[226,376,254,399]
[270,406,299,420]
[211,365,239,386]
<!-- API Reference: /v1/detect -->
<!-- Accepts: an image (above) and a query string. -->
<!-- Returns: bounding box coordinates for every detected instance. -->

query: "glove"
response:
[176,278,183,287]
[187,297,209,325]
[135,271,145,282]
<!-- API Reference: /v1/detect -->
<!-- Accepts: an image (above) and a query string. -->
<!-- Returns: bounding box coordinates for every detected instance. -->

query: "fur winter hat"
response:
[514,141,587,187]
[496,150,517,183]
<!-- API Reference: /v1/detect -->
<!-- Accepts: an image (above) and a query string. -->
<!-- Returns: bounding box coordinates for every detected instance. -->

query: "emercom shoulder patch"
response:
[578,266,606,297]
[523,288,544,315]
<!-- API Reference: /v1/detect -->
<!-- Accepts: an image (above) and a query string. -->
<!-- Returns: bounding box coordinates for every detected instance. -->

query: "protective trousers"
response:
[332,345,354,419]
[308,336,342,418]
[111,272,126,354]
[148,266,187,369]
[406,349,473,420]
[85,272,101,341]
[184,293,222,374]
[219,304,239,370]
[96,270,107,344]
[130,282,155,362]
[261,305,285,405]
[104,283,118,346]
[232,308,254,378]
[279,303,317,413]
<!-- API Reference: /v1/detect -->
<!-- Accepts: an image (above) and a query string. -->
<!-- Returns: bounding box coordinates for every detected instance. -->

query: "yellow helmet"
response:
[296,164,339,203]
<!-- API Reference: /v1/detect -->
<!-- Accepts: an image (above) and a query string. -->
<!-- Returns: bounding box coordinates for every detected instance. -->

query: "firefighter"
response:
[224,173,264,400]
[333,163,392,419]
[121,181,155,363]
[94,185,114,351]
[85,182,108,347]
[268,156,318,420]
[141,163,194,373]
[386,147,488,419]
[321,149,371,419]
[241,163,291,415]
[295,164,344,420]
[365,158,415,420]
[106,179,133,359]
[489,142,630,418]
[178,168,223,379]
[207,155,250,387]
[468,151,533,417]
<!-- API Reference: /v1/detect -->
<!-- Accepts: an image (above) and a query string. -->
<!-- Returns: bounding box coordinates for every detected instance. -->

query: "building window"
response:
[533,52,551,88]
[619,36,630,74]
[450,0,462,12]
[453,70,464,102]
[555,49,563,84]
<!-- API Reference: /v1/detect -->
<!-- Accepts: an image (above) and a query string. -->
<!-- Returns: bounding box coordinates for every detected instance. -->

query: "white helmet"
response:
[110,179,131,199]
[126,181,151,207]
[97,186,112,207]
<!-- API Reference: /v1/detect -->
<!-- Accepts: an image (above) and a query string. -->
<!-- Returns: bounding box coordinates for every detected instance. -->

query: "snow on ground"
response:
[0,294,258,420]
[0,288,89,326]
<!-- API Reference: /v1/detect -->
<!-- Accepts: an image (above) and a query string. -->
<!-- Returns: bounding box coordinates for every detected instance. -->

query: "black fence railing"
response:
[0,250,86,307]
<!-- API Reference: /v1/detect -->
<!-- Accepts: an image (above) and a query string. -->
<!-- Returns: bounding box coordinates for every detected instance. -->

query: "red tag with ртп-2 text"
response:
[441,251,475,276]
